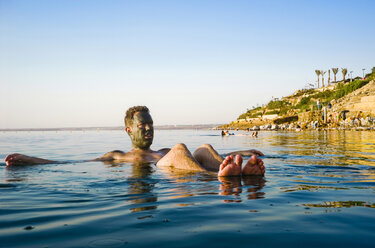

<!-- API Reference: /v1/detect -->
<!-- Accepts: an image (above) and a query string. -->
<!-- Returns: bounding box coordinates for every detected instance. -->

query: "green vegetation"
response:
[263,100,290,115]
[365,67,375,80]
[237,107,262,119]
[266,100,289,109]
[334,78,370,99]
[265,110,279,115]
[294,96,312,111]
[293,88,315,97]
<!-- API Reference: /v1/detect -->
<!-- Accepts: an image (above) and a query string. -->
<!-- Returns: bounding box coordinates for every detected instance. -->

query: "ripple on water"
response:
[88,238,127,248]
[0,183,16,188]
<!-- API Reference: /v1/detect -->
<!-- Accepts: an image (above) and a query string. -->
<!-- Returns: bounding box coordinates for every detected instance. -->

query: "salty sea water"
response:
[0,129,374,248]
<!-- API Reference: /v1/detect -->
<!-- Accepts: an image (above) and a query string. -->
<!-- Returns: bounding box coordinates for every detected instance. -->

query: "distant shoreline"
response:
[0,124,223,132]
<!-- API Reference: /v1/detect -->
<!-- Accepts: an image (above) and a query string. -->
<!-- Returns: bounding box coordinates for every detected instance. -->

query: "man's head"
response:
[124,106,154,150]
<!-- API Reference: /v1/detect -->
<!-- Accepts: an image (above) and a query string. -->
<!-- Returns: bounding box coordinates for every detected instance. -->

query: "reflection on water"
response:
[281,184,348,192]
[267,130,375,167]
[303,201,375,208]
[125,162,157,213]
[218,176,266,202]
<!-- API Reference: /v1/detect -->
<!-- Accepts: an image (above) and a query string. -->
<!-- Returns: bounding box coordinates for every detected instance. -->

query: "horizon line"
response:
[0,124,223,132]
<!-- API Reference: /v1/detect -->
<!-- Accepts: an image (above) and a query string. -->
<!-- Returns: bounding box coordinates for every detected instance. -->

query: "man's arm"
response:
[5,153,58,166]
[157,148,171,155]
[93,150,126,161]
[225,149,264,157]
[5,150,127,166]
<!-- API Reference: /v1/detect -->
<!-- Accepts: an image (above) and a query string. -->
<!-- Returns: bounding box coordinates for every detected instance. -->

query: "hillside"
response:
[332,79,375,114]
[221,67,375,130]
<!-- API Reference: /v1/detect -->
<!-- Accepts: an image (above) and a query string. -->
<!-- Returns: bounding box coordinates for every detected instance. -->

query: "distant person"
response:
[341,110,347,120]
[224,130,234,136]
[5,106,265,177]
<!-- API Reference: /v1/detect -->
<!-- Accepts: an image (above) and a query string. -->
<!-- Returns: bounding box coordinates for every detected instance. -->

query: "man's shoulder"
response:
[97,150,126,161]
[157,148,171,155]
[110,150,126,154]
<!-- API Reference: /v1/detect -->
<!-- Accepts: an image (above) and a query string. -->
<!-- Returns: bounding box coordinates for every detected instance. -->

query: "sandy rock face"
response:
[332,80,375,115]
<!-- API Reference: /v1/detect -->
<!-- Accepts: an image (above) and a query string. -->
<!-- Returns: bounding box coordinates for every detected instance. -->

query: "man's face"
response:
[128,111,154,149]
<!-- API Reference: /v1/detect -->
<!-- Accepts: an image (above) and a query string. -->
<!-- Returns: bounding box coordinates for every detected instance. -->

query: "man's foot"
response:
[156,143,205,171]
[218,155,242,177]
[242,155,265,176]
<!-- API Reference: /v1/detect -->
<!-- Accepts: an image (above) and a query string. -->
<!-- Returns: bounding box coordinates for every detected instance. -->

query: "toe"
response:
[235,155,243,167]
[219,156,231,173]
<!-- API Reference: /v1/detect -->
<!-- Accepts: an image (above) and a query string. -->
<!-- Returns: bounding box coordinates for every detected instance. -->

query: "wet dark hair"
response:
[124,106,150,127]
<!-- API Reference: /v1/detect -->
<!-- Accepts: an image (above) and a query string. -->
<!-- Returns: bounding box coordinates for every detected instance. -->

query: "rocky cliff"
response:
[332,79,375,115]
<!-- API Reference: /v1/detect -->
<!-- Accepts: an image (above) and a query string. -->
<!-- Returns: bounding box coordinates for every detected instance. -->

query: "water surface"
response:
[0,130,374,247]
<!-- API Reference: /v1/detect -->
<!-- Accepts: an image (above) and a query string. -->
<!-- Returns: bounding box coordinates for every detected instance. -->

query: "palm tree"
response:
[328,70,331,85]
[320,70,326,87]
[315,70,321,88]
[342,68,348,82]
[332,68,339,82]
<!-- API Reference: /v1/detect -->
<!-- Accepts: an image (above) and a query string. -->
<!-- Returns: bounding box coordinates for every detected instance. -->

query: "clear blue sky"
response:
[1,0,374,128]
